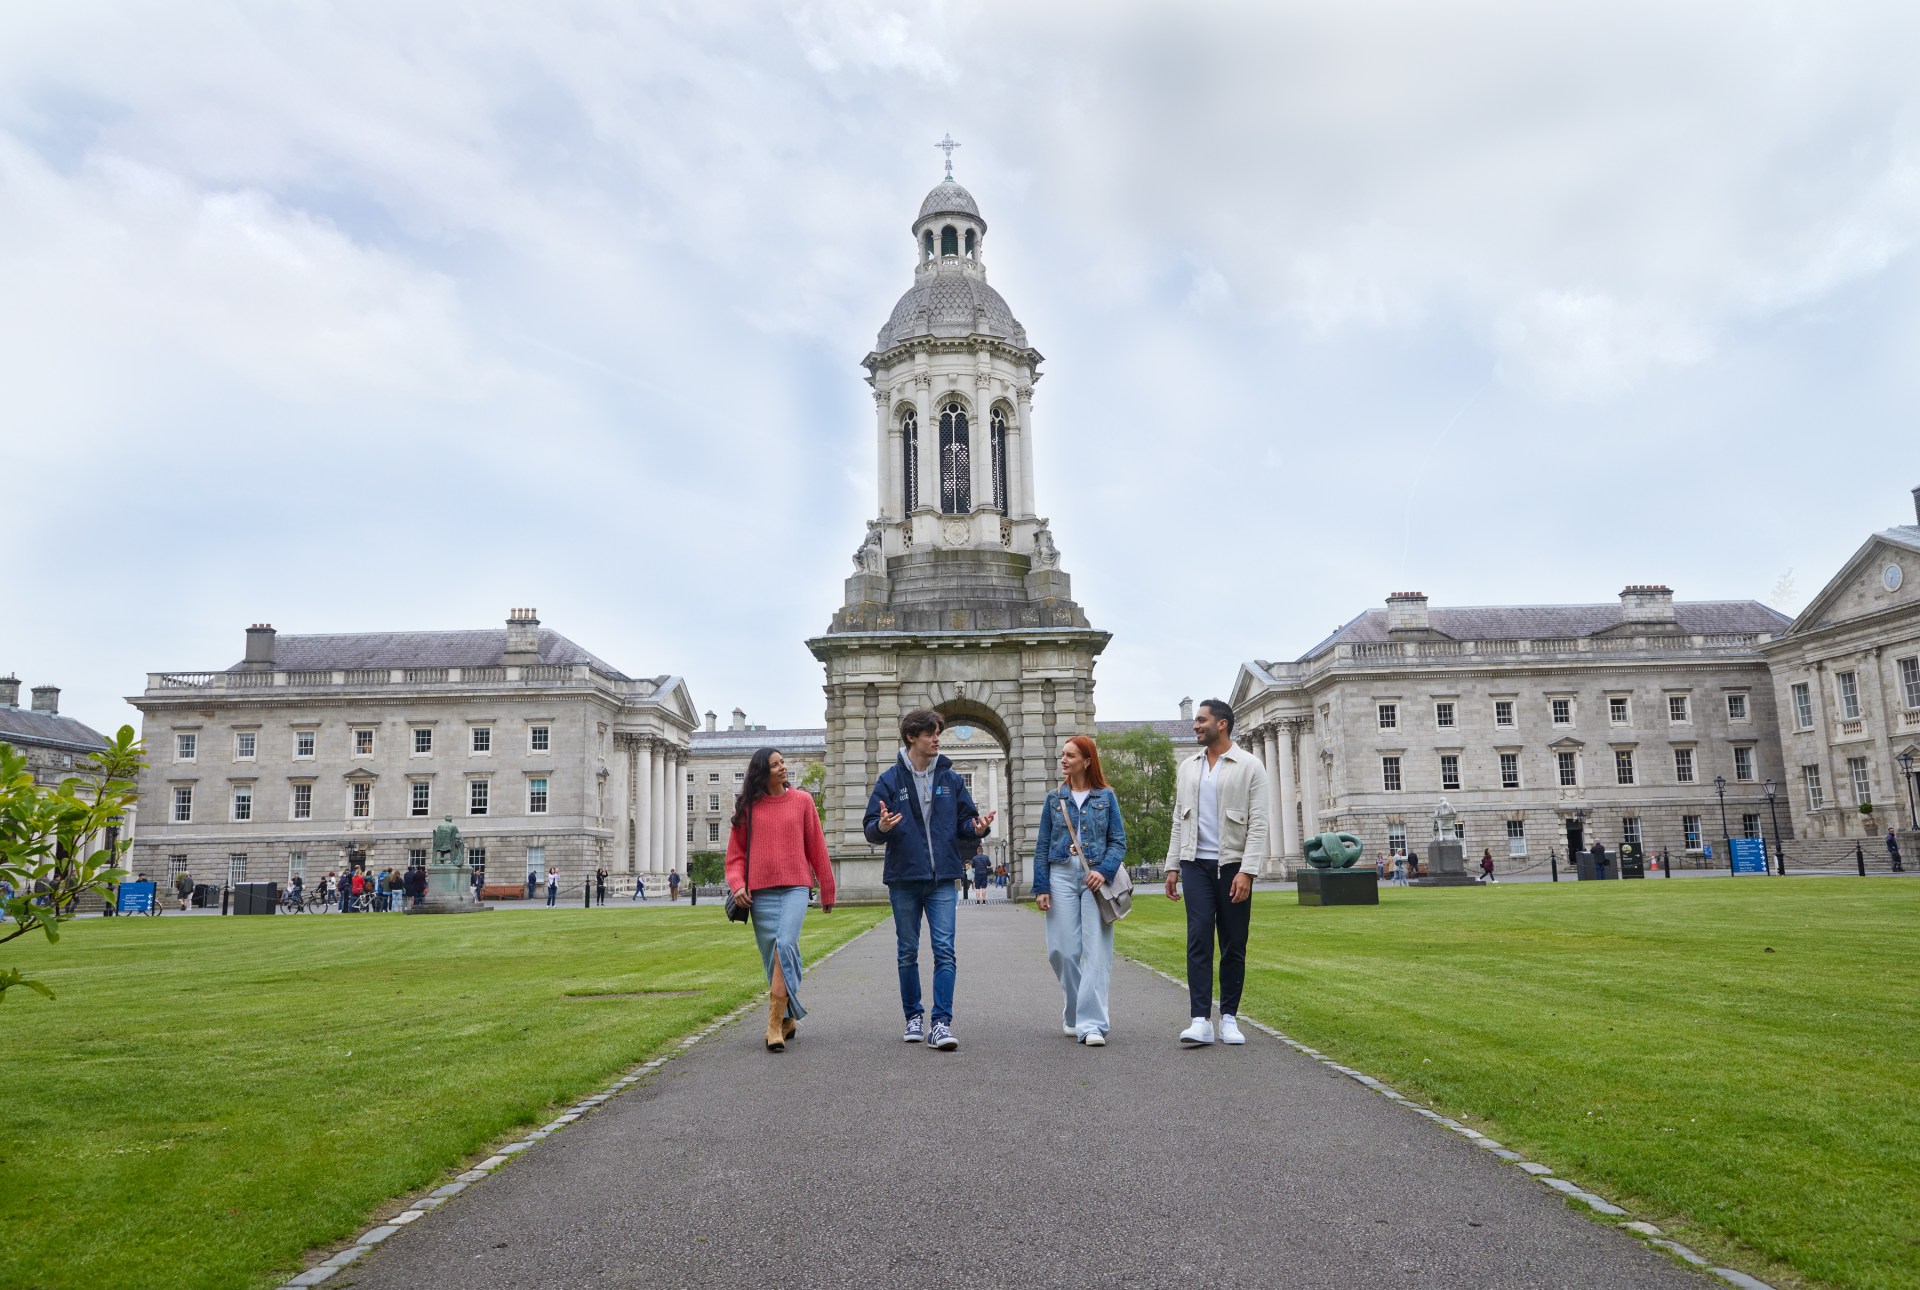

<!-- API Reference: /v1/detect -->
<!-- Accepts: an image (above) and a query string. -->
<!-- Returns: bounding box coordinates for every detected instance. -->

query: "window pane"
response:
[1557,751,1577,786]
[1377,703,1397,729]
[415,728,432,753]
[1674,748,1695,783]
[1668,696,1688,723]
[1500,753,1519,789]
[1381,757,1402,791]
[1615,750,1635,785]
[531,726,550,752]
[296,731,315,757]
[1551,699,1570,724]
[1791,683,1813,729]
[470,780,489,814]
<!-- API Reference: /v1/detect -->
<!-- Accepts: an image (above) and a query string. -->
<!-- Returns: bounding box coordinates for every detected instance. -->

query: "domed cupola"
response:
[877,145,1031,353]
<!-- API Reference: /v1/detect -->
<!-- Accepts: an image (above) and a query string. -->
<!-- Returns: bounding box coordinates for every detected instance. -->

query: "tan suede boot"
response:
[782,1015,797,1041]
[765,995,787,1052]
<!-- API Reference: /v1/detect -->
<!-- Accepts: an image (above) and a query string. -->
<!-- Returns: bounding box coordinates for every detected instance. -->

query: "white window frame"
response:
[708,772,720,783]
[707,821,721,843]
[527,845,545,873]
[527,777,549,815]
[294,729,316,759]
[1668,695,1690,724]
[231,784,253,822]
[469,778,491,816]
[708,793,721,812]
[172,785,193,823]
[1381,756,1403,792]
[529,725,551,753]
[1733,746,1755,783]
[1803,764,1824,810]
[1900,657,1920,710]
[1505,819,1527,857]
[1439,754,1460,791]
[1848,757,1872,806]
[292,782,313,820]
[1499,752,1520,789]
[471,726,493,755]
[1386,823,1408,853]
[1622,816,1642,846]
[288,851,306,881]
[1726,692,1750,722]
[413,728,433,755]
[234,731,256,761]
[353,728,376,757]
[351,781,372,818]
[1556,751,1577,787]
[1674,747,1695,784]
[1550,698,1572,726]
[176,732,197,762]
[1494,700,1515,727]
[1377,703,1398,731]
[1791,682,1813,730]
[1435,701,1455,729]
[1608,695,1631,725]
[686,793,694,812]
[1615,749,1636,785]
[410,781,432,817]
[1741,813,1761,840]
[1837,672,1861,721]
[1682,815,1702,851]
[228,853,247,886]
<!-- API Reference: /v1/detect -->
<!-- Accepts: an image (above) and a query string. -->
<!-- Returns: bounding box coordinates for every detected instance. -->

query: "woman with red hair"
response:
[1032,735,1128,1045]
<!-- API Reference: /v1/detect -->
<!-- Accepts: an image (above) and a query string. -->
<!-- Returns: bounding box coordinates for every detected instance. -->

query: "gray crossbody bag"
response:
[1056,791,1132,925]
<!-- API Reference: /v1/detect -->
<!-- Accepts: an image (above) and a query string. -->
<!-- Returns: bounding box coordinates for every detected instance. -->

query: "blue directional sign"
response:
[1728,837,1769,875]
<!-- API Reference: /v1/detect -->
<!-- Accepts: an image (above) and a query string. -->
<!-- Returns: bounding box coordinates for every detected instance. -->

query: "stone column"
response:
[675,750,690,871]
[1260,726,1286,878]
[1012,385,1037,517]
[649,741,668,875]
[971,368,994,515]
[874,389,893,520]
[915,377,939,515]
[1299,721,1321,841]
[1275,721,1302,865]
[633,737,654,875]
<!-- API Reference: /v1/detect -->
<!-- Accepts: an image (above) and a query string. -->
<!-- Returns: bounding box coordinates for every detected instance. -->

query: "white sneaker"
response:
[1218,1015,1246,1045]
[1179,1017,1215,1046]
[1083,1031,1107,1047]
[1063,1023,1077,1036]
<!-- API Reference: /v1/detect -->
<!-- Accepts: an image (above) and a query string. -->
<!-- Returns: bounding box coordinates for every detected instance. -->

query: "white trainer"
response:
[1063,1024,1077,1036]
[1218,1014,1246,1045]
[1178,1017,1215,1046]
[1083,1031,1107,1047]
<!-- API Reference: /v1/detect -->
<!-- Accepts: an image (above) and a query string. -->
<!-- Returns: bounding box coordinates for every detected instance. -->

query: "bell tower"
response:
[810,149,1108,900]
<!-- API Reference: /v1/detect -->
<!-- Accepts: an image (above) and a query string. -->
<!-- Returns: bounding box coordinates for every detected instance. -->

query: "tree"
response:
[1099,725,1177,869]
[687,851,726,888]
[797,761,828,830]
[1,727,143,1003]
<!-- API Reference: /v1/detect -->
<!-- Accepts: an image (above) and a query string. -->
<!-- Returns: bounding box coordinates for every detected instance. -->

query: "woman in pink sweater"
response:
[727,748,836,1052]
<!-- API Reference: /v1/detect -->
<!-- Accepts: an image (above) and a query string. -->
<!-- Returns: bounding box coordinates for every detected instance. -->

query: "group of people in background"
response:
[316,867,425,911]
[724,698,1268,1055]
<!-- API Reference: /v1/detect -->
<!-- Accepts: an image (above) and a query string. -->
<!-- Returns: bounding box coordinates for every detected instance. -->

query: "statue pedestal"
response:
[1295,868,1379,906]
[1413,838,1478,887]
[408,863,489,914]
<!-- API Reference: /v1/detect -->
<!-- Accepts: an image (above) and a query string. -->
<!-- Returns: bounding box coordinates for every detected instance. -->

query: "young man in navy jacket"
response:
[864,708,995,1051]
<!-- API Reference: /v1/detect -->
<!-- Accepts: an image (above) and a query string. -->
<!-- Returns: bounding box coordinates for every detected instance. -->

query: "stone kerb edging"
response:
[274,928,878,1288]
[1123,958,1775,1290]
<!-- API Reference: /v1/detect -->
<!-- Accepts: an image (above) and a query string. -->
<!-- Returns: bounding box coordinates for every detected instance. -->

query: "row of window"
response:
[172,777,551,823]
[1378,693,1749,733]
[169,843,529,887]
[1378,813,1763,858]
[1379,745,1759,792]
[900,402,1011,516]
[1801,758,1879,810]
[1787,660,1920,729]
[174,725,550,763]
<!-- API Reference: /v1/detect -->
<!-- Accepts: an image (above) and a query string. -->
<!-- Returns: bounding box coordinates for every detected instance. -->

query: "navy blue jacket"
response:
[863,753,989,884]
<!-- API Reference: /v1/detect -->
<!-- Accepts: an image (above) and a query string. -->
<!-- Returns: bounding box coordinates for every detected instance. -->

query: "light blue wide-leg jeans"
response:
[751,885,810,1020]
[1046,867,1114,1038]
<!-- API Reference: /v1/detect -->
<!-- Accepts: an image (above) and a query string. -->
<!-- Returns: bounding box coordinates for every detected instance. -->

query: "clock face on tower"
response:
[1885,563,1904,592]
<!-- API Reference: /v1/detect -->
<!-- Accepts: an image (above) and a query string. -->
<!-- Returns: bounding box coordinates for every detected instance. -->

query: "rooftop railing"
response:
[1295,630,1774,679]
[145,663,619,694]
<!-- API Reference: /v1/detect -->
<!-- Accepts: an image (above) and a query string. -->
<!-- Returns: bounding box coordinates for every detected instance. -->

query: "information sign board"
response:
[1728,837,1769,875]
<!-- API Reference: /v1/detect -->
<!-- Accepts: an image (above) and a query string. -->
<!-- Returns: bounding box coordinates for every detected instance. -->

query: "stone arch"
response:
[941,224,959,256]
[933,696,1010,750]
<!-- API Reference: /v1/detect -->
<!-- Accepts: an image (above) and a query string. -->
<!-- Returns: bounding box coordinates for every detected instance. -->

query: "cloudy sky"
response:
[4,1,1918,738]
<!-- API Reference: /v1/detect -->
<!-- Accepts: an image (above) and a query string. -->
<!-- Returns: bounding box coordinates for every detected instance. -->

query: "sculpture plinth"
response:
[1294,831,1378,906]
[408,815,489,914]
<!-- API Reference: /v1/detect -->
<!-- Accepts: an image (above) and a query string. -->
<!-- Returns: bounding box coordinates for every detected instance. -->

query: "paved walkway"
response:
[341,904,1702,1289]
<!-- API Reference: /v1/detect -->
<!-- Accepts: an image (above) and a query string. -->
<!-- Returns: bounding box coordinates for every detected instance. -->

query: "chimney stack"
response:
[0,675,18,708]
[504,608,541,662]
[1386,591,1431,633]
[30,685,60,715]
[704,710,717,733]
[1911,483,1919,525]
[730,707,747,732]
[1620,584,1677,624]
[243,623,277,670]
[1179,696,1193,722]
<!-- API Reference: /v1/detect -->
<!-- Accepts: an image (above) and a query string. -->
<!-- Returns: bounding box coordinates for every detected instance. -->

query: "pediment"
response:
[1547,735,1585,750]
[1788,533,1920,636]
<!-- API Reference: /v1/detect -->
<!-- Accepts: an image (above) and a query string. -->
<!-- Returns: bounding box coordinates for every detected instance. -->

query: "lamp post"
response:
[1899,750,1918,832]
[1765,778,1785,876]
[1715,775,1732,876]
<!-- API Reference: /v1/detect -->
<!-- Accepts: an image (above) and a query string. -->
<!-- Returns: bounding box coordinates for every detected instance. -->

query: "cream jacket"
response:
[1164,743,1270,878]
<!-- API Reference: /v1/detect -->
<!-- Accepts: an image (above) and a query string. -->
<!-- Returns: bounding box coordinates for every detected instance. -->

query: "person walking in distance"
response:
[1479,848,1496,883]
[1165,698,1268,1047]
[1888,828,1905,873]
[631,872,648,902]
[864,708,994,1052]
[1033,736,1127,1045]
[669,868,682,901]
[727,748,836,1052]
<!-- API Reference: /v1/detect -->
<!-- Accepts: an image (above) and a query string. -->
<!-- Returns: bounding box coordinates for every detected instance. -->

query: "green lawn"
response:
[0,905,879,1290]
[1118,878,1920,1290]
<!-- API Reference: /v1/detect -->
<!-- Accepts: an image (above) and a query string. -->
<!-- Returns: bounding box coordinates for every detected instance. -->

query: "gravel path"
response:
[339,902,1705,1289]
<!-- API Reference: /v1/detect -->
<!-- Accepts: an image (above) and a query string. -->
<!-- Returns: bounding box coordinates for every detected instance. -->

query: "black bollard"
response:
[583,880,591,909]
[1550,847,1559,882]
[1857,842,1867,877]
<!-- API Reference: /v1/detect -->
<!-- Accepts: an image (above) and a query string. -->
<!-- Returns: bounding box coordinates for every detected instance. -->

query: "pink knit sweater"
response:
[724,789,836,906]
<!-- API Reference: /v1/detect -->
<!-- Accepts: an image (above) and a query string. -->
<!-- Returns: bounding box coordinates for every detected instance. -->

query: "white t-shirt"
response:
[1071,788,1091,809]
[1195,755,1223,861]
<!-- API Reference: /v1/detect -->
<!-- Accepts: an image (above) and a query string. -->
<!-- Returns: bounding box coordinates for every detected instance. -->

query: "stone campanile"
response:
[809,159,1108,900]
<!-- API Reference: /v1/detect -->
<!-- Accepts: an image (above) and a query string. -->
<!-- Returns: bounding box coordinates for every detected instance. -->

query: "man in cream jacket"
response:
[1164,698,1269,1046]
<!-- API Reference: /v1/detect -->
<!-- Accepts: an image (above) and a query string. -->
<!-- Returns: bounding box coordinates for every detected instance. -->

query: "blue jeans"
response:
[1047,867,1114,1038]
[751,885,811,1020]
[889,879,957,1024]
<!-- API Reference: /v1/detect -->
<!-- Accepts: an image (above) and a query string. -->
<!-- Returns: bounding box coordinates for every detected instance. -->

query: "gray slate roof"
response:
[1879,525,1920,553]
[231,629,628,679]
[691,729,829,757]
[918,180,982,223]
[877,271,1029,351]
[0,706,109,754]
[1299,600,1790,660]
[1094,718,1192,743]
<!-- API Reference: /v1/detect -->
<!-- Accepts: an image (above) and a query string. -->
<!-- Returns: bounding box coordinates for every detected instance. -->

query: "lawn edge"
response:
[268,914,885,1289]
[1116,947,1782,1290]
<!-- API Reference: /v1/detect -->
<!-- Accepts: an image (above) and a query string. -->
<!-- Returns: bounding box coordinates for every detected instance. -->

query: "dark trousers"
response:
[1182,860,1249,1018]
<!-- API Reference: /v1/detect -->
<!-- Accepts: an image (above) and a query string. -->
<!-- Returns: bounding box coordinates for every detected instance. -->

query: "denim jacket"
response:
[1031,786,1127,895]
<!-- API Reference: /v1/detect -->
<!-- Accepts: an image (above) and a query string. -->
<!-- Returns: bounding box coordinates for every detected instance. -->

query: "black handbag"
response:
[724,801,752,924]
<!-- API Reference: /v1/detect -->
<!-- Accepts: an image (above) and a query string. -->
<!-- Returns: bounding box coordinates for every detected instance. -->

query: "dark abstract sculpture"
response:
[1302,831,1365,870]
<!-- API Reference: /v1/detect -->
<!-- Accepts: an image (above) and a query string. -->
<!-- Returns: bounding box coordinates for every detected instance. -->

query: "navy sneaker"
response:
[902,1014,925,1043]
[929,1021,959,1051]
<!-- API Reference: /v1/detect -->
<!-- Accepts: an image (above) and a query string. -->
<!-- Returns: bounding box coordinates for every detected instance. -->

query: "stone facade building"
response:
[1231,587,1794,873]
[126,613,695,894]
[1,676,113,789]
[685,708,827,855]
[1761,490,1920,853]
[809,168,1108,899]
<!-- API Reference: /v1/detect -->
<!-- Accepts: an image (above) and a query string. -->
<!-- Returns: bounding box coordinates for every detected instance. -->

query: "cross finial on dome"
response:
[935,132,961,180]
